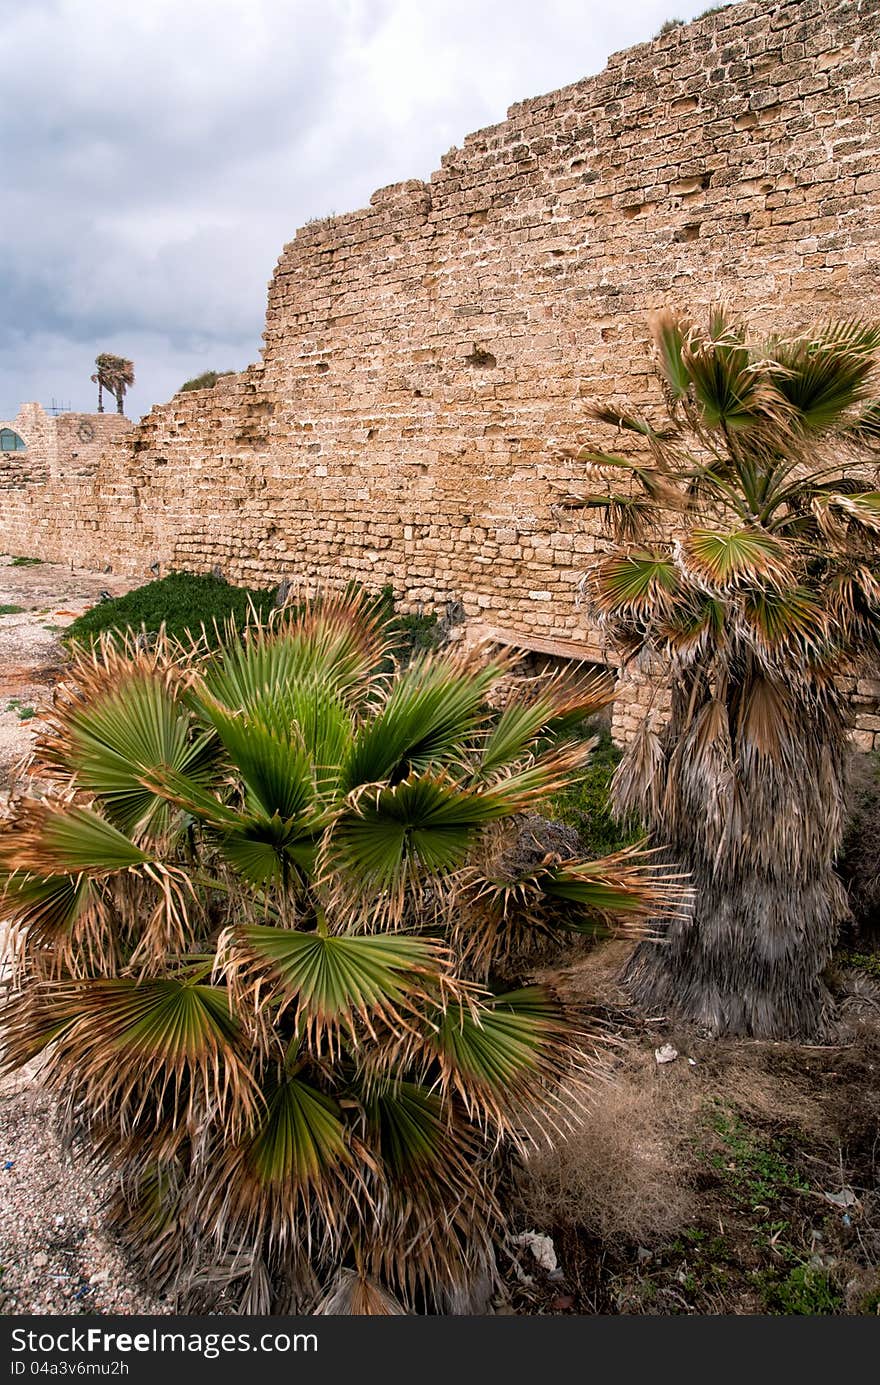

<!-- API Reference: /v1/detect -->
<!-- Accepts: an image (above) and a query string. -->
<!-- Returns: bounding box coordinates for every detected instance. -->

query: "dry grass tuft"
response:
[512,1049,700,1247]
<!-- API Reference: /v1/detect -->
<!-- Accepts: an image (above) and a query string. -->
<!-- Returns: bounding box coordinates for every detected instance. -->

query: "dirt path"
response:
[0,556,133,797]
[0,556,174,1315]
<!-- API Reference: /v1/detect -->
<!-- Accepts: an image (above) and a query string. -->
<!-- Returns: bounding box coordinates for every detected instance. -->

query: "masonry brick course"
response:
[2,0,880,744]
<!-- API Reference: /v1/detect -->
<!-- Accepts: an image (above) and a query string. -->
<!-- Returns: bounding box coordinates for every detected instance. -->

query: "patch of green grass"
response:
[708,1108,809,1207]
[5,699,37,720]
[9,556,42,567]
[758,1264,843,1315]
[548,727,641,856]
[0,604,24,616]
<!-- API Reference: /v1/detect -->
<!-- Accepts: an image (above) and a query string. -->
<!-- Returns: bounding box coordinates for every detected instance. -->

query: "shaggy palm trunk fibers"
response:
[623,874,846,1038]
[622,680,850,1039]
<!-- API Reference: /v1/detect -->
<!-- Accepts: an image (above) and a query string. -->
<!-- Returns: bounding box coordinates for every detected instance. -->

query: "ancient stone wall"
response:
[2,0,880,742]
[0,404,130,492]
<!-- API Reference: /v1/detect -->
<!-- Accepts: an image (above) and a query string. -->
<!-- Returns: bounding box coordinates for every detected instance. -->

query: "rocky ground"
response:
[0,556,173,1315]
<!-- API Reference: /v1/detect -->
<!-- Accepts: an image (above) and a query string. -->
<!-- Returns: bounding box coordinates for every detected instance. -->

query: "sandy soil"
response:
[0,557,173,1315]
[0,556,133,798]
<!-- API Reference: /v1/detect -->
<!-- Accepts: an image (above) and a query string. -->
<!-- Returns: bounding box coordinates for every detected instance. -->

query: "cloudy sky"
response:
[1,0,711,422]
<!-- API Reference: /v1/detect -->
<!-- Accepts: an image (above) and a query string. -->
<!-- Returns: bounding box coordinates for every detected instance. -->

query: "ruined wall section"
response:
[189,0,880,661]
[2,0,880,741]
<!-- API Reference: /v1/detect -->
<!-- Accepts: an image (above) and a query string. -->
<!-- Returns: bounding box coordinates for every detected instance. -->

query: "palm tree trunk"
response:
[622,869,845,1037]
[97,382,104,413]
[620,671,850,1039]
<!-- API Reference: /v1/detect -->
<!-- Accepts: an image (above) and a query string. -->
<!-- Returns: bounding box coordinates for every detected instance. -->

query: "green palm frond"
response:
[0,803,153,876]
[331,770,501,906]
[682,333,784,434]
[770,323,880,433]
[593,553,680,618]
[681,527,792,591]
[201,590,391,715]
[656,592,727,657]
[1,870,92,942]
[426,987,589,1138]
[741,585,830,660]
[649,308,691,401]
[222,926,451,1049]
[584,402,680,443]
[478,666,613,776]
[572,493,658,542]
[39,671,216,838]
[3,977,257,1138]
[196,1071,356,1261]
[194,697,317,823]
[343,651,498,788]
[540,849,689,923]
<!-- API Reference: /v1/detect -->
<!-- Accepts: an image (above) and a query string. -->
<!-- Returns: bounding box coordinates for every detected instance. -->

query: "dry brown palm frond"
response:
[313,1268,407,1315]
[610,715,666,823]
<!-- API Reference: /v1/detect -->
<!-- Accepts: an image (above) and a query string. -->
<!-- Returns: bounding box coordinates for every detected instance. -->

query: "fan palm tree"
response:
[0,593,682,1312]
[91,353,134,415]
[566,307,880,1038]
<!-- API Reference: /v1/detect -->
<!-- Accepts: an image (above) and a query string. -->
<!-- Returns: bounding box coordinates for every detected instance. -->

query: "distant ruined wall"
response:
[0,403,131,492]
[3,0,880,743]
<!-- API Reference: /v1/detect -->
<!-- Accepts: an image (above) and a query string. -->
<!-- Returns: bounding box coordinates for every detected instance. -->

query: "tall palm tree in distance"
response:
[91,353,134,414]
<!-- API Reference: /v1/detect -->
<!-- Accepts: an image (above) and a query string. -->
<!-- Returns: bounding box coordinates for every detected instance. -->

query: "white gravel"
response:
[0,1064,173,1316]
[0,558,174,1317]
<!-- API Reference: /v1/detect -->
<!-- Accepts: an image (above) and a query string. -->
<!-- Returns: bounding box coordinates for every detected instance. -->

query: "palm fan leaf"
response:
[649,308,692,402]
[680,527,792,592]
[343,650,499,789]
[39,671,216,838]
[2,977,257,1139]
[770,321,880,433]
[424,987,590,1139]
[0,802,153,876]
[220,926,453,1050]
[593,553,680,618]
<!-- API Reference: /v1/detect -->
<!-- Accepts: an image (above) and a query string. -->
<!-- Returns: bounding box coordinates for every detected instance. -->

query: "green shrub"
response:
[548,726,641,855]
[65,573,445,661]
[65,573,278,649]
[368,584,441,663]
[761,1265,843,1315]
[0,605,25,616]
[177,370,235,393]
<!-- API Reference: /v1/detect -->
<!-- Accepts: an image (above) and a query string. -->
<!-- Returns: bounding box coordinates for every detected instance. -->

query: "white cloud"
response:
[1,0,710,420]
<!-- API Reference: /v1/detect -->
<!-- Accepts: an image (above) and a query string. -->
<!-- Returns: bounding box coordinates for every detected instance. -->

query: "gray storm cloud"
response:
[1,0,707,420]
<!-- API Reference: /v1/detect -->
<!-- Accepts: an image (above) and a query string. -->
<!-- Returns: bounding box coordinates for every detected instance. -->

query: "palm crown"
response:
[1,593,680,1312]
[568,308,880,1036]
